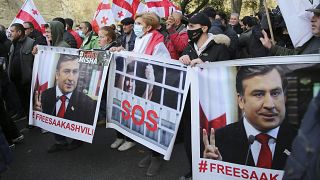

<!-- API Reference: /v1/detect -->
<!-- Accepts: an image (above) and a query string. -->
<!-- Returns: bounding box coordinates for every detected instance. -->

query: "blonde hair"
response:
[135,12,160,30]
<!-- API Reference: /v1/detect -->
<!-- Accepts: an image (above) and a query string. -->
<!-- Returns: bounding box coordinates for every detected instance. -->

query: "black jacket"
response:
[181,34,230,62]
[63,31,77,48]
[29,29,47,46]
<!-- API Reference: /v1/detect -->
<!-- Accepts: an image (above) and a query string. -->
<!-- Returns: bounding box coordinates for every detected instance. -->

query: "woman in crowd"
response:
[111,12,171,177]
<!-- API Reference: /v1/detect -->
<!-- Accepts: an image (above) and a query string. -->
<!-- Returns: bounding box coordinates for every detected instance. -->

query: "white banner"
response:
[191,54,320,179]
[106,51,190,160]
[29,46,111,143]
[277,0,320,47]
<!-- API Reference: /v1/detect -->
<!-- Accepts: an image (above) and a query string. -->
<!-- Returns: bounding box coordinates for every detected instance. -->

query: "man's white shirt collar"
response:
[56,86,72,100]
[243,116,279,140]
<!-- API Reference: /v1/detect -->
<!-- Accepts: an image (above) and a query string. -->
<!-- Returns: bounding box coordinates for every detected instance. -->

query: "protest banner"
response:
[190,54,320,179]
[29,46,111,143]
[106,51,190,160]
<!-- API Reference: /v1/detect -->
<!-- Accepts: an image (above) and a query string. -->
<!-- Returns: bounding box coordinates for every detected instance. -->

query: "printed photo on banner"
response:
[107,52,189,160]
[30,46,110,143]
[191,55,320,180]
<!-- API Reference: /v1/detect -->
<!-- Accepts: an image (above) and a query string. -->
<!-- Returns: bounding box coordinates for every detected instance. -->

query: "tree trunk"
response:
[259,0,264,11]
[231,0,242,14]
[190,0,209,16]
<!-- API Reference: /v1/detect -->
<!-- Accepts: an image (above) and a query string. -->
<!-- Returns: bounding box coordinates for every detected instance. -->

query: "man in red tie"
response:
[34,54,96,153]
[203,65,297,170]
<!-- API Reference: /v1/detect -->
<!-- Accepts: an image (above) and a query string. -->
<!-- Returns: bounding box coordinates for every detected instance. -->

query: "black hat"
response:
[121,17,134,25]
[188,13,211,29]
[306,4,320,13]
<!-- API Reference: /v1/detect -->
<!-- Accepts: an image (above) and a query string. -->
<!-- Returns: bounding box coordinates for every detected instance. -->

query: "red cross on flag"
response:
[112,0,137,22]
[145,0,180,18]
[92,0,116,33]
[10,0,46,33]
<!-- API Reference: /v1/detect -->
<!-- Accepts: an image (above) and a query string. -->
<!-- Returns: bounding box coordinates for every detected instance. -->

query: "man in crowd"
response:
[260,3,320,55]
[65,18,83,48]
[238,16,257,58]
[119,17,136,51]
[80,21,99,50]
[23,21,47,45]
[229,13,243,34]
[203,65,297,170]
[8,23,35,119]
[164,11,189,60]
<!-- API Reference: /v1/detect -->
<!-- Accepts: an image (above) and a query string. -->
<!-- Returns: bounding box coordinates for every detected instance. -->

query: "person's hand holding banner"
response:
[179,55,192,65]
[190,58,204,67]
[203,128,222,160]
[110,46,125,52]
[34,91,42,111]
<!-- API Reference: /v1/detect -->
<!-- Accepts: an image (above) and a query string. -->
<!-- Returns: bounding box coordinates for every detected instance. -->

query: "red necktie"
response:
[57,95,67,118]
[256,133,272,168]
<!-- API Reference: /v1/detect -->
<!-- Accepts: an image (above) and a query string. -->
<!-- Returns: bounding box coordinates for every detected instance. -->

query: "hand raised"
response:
[203,128,222,160]
[33,90,42,111]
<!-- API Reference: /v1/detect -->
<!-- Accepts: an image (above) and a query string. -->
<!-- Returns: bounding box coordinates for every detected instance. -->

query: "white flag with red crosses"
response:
[112,0,135,22]
[145,0,180,18]
[10,0,46,33]
[92,0,116,33]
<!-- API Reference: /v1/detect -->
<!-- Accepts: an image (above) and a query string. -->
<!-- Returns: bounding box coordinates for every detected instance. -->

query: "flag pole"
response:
[263,0,275,45]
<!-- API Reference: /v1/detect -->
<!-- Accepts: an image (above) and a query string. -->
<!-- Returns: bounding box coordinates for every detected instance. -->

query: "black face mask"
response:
[187,28,203,42]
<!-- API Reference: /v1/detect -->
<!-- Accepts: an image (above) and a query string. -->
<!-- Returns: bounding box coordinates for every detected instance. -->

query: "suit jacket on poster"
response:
[215,120,297,170]
[41,87,96,125]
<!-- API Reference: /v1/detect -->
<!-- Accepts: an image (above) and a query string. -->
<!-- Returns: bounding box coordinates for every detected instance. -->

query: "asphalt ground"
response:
[1,120,190,180]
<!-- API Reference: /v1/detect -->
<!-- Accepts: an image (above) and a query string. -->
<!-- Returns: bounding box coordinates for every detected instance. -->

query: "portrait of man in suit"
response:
[202,65,297,170]
[34,54,96,125]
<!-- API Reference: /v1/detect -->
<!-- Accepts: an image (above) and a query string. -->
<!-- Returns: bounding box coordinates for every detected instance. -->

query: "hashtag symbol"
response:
[198,160,208,173]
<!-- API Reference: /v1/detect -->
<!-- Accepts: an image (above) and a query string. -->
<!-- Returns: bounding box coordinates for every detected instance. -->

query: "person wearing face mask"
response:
[179,12,230,66]
[178,12,231,180]
[110,12,171,177]
[79,21,100,50]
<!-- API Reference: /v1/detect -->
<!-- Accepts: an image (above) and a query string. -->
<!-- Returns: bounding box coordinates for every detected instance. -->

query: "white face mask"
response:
[134,24,145,38]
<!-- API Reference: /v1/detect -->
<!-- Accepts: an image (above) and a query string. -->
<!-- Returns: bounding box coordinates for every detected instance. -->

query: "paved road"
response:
[1,120,190,180]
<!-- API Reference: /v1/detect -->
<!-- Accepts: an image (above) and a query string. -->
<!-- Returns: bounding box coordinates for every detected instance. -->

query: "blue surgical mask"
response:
[77,30,85,38]
[134,24,145,38]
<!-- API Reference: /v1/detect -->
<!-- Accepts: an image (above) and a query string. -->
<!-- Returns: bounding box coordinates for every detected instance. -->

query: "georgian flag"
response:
[10,0,46,33]
[35,52,57,93]
[276,0,320,47]
[112,0,135,22]
[133,0,149,15]
[92,0,116,33]
[198,67,236,131]
[145,0,180,18]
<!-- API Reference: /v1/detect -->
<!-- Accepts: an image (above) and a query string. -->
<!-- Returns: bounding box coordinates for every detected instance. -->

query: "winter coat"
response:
[270,36,320,55]
[8,36,35,84]
[80,31,100,50]
[28,29,47,46]
[181,33,231,62]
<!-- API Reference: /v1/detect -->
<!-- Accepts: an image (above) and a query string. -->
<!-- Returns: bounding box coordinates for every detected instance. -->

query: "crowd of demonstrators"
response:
[0,2,319,179]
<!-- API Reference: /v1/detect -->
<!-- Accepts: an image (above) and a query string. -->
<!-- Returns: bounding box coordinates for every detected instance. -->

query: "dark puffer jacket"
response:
[181,34,231,62]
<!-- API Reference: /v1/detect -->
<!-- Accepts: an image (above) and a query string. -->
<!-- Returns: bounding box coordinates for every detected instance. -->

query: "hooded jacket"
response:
[181,33,231,62]
[49,21,70,48]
